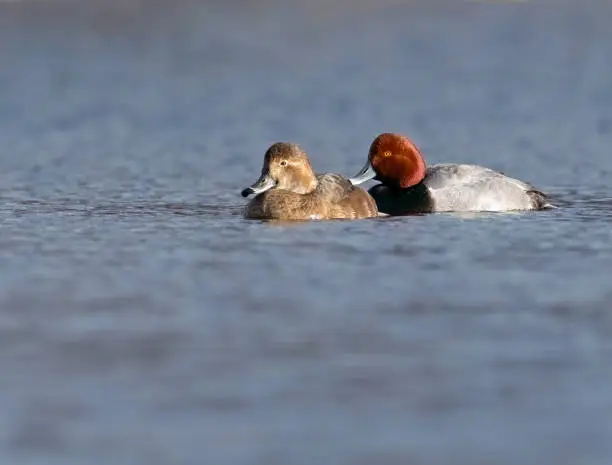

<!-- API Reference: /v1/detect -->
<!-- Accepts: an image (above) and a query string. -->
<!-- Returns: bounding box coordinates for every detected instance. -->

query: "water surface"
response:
[1,1,612,464]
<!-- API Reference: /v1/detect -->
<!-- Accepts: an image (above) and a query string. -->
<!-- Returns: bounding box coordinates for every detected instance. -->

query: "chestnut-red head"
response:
[350,133,427,189]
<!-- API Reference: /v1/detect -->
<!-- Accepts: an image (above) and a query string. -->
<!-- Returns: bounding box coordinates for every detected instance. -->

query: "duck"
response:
[241,142,378,220]
[349,133,552,214]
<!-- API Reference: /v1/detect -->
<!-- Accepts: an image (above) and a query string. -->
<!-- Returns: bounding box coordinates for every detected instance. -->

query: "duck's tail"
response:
[527,190,556,210]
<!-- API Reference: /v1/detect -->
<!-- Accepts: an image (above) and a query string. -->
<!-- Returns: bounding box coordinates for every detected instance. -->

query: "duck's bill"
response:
[241,174,276,197]
[349,162,376,185]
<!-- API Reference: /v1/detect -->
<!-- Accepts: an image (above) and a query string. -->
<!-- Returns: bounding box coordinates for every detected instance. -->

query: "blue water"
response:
[1,1,612,464]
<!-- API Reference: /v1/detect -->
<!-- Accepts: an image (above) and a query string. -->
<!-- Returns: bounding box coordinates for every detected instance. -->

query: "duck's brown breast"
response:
[244,190,326,220]
[243,176,378,220]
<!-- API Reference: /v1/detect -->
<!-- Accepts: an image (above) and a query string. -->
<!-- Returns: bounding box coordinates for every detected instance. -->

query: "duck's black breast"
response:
[368,182,435,215]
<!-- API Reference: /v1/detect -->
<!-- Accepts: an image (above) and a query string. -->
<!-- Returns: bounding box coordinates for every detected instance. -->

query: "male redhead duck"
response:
[349,133,552,214]
[241,142,378,220]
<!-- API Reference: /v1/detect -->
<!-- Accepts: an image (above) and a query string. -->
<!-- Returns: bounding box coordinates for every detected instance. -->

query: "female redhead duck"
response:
[349,133,552,214]
[241,142,378,220]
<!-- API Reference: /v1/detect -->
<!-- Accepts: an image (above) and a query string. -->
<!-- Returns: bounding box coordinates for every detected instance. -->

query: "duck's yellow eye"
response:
[383,151,392,158]
[280,160,287,167]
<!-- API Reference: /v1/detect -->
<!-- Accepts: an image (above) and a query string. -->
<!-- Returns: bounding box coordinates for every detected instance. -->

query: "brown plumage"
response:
[241,142,378,220]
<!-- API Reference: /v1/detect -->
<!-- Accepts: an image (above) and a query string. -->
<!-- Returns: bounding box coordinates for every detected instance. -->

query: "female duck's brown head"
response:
[349,133,427,189]
[241,142,318,197]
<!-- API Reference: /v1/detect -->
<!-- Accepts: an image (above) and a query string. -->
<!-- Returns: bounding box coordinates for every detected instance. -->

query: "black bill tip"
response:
[241,187,254,198]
